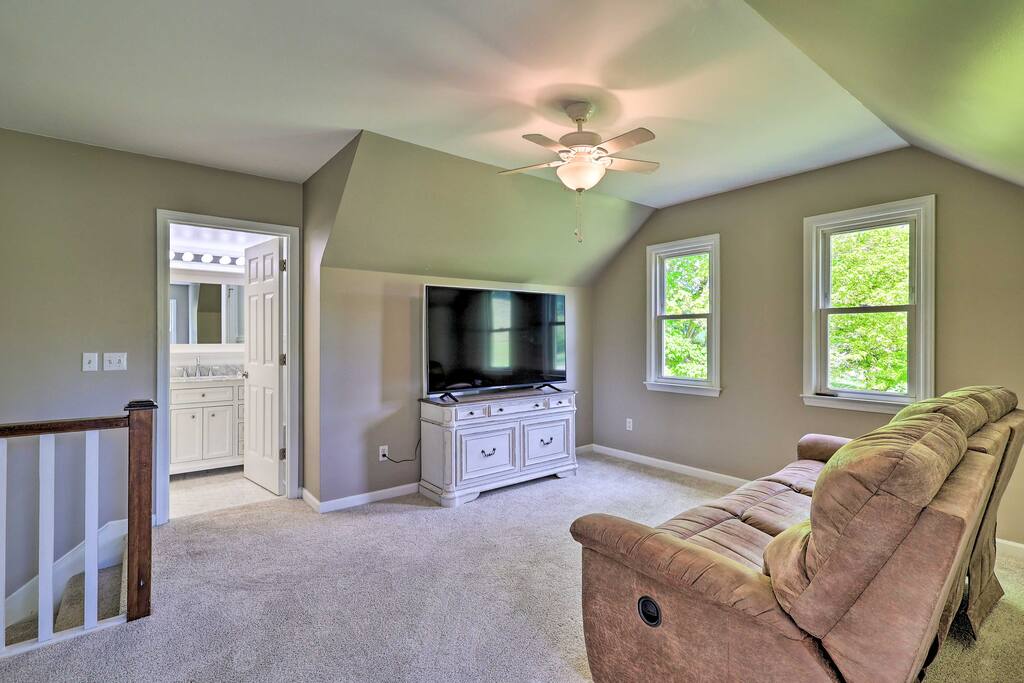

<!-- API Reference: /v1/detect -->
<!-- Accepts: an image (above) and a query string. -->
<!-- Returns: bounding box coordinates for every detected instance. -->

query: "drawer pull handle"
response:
[481,448,497,457]
[201,393,206,397]
[533,403,541,408]
[540,437,554,446]
[497,408,504,412]
[468,411,475,416]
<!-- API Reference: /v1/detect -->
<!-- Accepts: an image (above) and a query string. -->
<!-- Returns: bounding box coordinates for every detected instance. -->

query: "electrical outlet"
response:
[626,418,634,431]
[378,445,389,462]
[82,352,98,372]
[103,352,127,371]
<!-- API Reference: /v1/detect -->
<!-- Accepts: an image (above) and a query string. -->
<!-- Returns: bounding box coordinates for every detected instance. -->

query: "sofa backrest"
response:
[764,413,967,637]
[765,386,1019,682]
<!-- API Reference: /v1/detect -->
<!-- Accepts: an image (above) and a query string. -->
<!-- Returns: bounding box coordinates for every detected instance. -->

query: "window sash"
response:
[656,313,710,381]
[815,220,918,399]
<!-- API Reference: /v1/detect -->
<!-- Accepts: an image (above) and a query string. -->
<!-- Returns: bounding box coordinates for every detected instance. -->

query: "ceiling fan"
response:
[499,101,659,193]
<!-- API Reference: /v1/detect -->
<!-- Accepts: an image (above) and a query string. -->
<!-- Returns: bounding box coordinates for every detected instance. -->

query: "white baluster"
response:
[38,434,55,642]
[84,431,99,629]
[0,438,6,655]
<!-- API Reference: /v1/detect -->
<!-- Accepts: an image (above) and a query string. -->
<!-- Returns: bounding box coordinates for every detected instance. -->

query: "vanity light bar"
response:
[169,251,244,268]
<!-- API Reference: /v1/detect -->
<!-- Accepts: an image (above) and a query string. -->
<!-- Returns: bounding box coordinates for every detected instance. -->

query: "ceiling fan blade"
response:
[605,157,660,174]
[522,133,570,153]
[597,128,655,156]
[498,159,565,175]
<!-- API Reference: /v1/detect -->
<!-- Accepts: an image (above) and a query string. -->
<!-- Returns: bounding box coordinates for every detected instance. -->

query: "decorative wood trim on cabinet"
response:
[419,390,577,507]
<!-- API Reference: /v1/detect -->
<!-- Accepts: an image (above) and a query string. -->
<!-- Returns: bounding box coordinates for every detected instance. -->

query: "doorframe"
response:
[155,209,301,525]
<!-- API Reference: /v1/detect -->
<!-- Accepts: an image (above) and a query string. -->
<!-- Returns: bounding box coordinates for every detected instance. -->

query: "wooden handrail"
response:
[0,416,128,439]
[0,399,157,635]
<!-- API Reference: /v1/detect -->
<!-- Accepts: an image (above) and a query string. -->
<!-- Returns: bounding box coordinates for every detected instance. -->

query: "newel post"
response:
[125,399,156,621]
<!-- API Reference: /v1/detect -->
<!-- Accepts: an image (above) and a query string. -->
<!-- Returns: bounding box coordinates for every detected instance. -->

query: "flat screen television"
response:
[424,285,567,395]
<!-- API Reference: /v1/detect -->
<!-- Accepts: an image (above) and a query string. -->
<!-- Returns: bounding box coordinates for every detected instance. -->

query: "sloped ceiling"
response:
[0,0,902,208]
[317,132,653,286]
[748,0,1024,188]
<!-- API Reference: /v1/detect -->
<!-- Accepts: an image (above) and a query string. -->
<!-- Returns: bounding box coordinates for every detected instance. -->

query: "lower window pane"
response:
[662,318,708,380]
[827,311,908,393]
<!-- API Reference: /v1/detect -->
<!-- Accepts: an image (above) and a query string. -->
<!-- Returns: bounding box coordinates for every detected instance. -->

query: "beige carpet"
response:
[1,453,1021,682]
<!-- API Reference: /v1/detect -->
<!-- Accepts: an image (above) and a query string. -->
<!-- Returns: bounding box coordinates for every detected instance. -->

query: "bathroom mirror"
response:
[170,283,245,345]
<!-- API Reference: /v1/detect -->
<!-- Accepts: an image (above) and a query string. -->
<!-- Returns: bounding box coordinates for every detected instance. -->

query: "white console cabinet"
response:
[419,389,577,507]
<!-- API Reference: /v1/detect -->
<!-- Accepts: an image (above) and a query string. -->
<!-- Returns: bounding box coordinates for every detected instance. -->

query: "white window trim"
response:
[645,234,721,397]
[802,195,935,413]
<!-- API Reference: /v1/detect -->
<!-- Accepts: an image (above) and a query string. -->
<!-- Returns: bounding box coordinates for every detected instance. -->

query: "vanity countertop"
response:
[171,375,243,384]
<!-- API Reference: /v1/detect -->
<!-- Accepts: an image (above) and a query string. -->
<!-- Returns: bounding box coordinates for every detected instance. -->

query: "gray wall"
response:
[0,128,301,595]
[317,268,592,501]
[591,146,1024,543]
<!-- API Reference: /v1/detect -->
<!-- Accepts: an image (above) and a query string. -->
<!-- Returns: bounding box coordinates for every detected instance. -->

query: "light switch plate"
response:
[103,352,127,371]
[82,352,98,372]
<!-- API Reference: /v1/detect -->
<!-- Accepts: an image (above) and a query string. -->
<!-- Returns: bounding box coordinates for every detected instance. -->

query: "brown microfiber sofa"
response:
[570,386,1022,682]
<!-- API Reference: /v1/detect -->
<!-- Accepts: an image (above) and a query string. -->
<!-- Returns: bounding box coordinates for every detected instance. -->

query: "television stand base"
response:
[437,391,460,403]
[537,383,563,392]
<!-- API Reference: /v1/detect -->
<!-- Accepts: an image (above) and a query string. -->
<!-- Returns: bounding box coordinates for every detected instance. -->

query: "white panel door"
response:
[243,237,283,494]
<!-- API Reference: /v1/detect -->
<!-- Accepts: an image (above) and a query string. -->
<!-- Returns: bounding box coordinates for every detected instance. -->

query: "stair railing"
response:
[0,399,156,655]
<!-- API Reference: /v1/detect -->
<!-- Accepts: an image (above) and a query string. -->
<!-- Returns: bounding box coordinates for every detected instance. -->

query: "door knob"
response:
[241,371,249,379]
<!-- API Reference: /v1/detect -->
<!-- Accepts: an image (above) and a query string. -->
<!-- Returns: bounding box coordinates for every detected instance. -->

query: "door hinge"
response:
[280,258,287,272]
[280,353,287,366]
[279,447,286,461]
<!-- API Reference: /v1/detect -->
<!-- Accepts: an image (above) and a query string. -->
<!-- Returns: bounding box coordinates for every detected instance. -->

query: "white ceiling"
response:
[169,223,270,258]
[0,0,905,208]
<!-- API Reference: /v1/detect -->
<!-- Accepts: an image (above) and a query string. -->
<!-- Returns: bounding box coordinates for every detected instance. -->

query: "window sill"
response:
[645,381,721,397]
[800,394,910,414]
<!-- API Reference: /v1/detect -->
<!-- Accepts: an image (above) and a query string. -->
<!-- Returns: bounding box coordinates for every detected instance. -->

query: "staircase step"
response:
[52,563,124,633]
[4,616,38,647]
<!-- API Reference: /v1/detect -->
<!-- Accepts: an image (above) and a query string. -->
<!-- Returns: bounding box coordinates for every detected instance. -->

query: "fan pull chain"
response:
[574,189,584,243]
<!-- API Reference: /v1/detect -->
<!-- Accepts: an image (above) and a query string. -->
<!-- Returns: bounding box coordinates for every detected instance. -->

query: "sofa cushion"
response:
[891,395,988,436]
[968,422,1011,456]
[943,386,1017,423]
[763,413,967,637]
[763,460,825,496]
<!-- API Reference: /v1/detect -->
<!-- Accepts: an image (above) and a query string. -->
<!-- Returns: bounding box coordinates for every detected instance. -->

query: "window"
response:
[645,234,721,396]
[803,196,934,413]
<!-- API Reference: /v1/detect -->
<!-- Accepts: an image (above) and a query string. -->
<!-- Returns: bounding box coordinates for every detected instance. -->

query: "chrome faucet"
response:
[195,356,202,377]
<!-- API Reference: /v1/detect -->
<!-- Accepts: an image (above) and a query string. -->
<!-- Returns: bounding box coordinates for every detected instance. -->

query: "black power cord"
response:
[383,438,420,464]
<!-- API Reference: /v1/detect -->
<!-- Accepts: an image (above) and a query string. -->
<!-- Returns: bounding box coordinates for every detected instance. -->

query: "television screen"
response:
[425,286,567,394]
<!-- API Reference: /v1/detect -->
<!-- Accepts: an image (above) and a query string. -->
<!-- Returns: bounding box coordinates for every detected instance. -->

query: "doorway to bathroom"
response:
[155,210,301,524]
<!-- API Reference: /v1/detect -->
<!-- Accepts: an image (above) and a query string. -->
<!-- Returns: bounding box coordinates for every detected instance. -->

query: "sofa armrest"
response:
[570,513,807,640]
[796,433,851,463]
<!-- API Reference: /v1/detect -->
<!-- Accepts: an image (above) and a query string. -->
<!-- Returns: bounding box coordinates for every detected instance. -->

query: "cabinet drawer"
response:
[491,398,546,418]
[171,386,235,405]
[455,404,487,420]
[547,395,574,410]
[522,416,572,468]
[457,425,517,484]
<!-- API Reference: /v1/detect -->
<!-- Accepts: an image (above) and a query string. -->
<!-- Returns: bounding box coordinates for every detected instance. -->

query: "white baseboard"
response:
[302,482,421,514]
[587,443,749,488]
[585,444,1024,559]
[5,519,127,627]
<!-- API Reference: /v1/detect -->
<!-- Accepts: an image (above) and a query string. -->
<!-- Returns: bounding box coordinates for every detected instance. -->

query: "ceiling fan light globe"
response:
[556,158,606,191]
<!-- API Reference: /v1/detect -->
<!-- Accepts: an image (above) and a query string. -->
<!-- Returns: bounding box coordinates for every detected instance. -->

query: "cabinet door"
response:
[170,408,202,463]
[522,415,572,469]
[457,423,517,485]
[203,405,234,460]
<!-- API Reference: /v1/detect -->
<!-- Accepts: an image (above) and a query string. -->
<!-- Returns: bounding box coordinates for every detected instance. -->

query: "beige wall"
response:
[302,135,361,499]
[0,128,301,593]
[317,268,592,502]
[592,146,1024,542]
